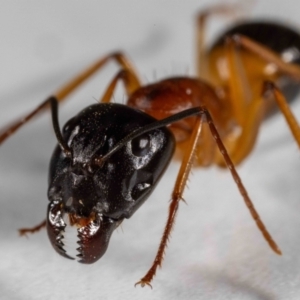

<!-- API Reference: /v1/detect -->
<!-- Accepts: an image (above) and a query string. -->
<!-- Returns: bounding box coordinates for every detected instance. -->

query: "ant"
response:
[1,4,300,288]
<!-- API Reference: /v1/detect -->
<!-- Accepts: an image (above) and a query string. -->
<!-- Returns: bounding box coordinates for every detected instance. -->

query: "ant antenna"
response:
[50,97,72,157]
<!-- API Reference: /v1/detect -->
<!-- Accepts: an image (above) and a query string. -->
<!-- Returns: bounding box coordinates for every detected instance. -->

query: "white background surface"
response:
[1,0,300,299]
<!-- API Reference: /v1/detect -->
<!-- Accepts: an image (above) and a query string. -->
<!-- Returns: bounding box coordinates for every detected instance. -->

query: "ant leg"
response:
[229,35,300,80]
[19,220,46,236]
[218,37,300,166]
[263,82,300,147]
[55,51,140,100]
[0,52,140,145]
[18,97,69,236]
[224,36,253,126]
[135,111,204,288]
[220,79,300,166]
[205,109,281,256]
[135,107,281,288]
[0,98,50,144]
[100,69,141,103]
[214,38,265,166]
[196,4,245,79]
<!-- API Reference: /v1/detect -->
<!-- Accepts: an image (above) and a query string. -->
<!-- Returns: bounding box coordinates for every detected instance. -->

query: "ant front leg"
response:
[18,97,70,236]
[100,69,142,103]
[135,106,281,288]
[19,220,47,236]
[0,51,140,145]
[135,110,204,288]
[55,51,141,100]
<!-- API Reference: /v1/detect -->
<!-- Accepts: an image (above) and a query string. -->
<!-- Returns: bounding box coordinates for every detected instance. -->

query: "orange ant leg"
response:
[263,82,300,148]
[135,110,204,288]
[0,52,140,145]
[221,95,264,166]
[206,110,281,256]
[135,107,281,288]
[224,36,253,126]
[19,220,47,237]
[0,99,50,145]
[229,35,300,80]
[214,38,266,166]
[220,35,300,163]
[196,4,245,79]
[55,51,140,100]
[100,69,141,103]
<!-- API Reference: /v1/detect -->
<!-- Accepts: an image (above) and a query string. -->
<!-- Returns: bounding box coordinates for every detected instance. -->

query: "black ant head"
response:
[46,103,174,263]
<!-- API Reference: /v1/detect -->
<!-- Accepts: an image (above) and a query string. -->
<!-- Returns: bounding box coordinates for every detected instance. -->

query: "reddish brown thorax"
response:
[128,77,230,143]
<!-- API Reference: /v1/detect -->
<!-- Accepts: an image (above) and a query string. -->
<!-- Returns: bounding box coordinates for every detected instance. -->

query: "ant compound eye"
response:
[131,134,151,157]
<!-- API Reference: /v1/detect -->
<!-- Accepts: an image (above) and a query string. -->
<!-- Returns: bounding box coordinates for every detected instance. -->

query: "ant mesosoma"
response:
[2,5,300,288]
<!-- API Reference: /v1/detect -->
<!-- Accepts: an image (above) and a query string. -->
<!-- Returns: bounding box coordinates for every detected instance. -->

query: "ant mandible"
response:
[2,5,300,288]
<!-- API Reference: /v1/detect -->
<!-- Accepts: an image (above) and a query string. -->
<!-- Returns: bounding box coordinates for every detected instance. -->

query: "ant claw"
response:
[134,279,153,289]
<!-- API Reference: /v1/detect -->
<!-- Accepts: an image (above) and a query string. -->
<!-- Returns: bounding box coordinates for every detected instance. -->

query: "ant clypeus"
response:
[2,5,300,288]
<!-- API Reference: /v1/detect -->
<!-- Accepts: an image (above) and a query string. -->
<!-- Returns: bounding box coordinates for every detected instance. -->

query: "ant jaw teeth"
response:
[53,228,75,260]
[76,253,83,259]
[47,201,75,259]
[60,214,83,260]
[48,203,116,264]
[59,213,104,261]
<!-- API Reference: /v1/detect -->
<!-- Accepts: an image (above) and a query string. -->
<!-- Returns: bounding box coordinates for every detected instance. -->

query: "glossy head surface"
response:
[47,103,175,263]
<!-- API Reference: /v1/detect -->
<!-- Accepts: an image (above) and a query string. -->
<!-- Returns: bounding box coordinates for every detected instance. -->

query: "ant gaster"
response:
[2,5,300,288]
